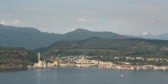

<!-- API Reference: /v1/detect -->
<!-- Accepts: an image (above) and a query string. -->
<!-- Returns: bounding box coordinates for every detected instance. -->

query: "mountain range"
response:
[1,24,168,50]
[138,32,155,39]
[133,32,168,40]
[0,24,128,49]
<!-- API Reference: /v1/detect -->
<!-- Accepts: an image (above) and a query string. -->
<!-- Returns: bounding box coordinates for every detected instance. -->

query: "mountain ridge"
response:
[138,32,155,39]
[38,37,168,59]
[127,32,168,40]
[0,24,128,49]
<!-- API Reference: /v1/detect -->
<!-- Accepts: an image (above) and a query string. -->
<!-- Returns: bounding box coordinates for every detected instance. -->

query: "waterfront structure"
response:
[33,60,46,68]
[60,63,69,67]
[114,57,123,59]
[126,57,135,60]
[154,66,167,70]
[38,52,40,62]
[33,53,60,68]
[121,62,131,65]
[122,66,134,70]
[75,56,99,68]
[31,54,168,70]
[98,61,113,69]
[114,65,122,69]
[136,57,143,60]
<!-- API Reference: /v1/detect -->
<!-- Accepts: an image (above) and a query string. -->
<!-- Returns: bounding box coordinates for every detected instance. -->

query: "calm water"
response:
[0,68,168,84]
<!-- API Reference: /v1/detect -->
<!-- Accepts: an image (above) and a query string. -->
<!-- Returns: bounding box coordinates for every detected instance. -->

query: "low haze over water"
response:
[0,68,168,84]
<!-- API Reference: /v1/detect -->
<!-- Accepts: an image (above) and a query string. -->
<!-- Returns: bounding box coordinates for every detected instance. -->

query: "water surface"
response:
[0,68,168,84]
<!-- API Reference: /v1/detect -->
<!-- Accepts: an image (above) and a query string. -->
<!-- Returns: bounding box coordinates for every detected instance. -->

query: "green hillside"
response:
[63,28,127,40]
[39,37,168,59]
[0,47,38,67]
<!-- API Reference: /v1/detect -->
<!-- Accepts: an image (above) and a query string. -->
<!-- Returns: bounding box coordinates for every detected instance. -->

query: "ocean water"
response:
[0,68,168,84]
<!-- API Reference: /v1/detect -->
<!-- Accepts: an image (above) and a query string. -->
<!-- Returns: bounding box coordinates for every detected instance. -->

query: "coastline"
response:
[0,67,27,69]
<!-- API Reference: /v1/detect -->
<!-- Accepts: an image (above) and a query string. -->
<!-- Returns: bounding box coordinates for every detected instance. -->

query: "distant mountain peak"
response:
[74,28,90,32]
[138,32,154,39]
[141,32,149,35]
[66,28,92,34]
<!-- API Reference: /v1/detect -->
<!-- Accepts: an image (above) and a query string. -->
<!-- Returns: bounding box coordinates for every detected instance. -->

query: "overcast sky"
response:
[0,0,168,35]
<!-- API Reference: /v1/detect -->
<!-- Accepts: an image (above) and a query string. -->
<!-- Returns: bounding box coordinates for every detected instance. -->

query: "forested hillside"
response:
[0,47,38,67]
[39,37,168,59]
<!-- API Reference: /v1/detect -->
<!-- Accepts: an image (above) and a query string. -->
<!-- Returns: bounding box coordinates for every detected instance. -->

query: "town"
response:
[27,52,168,70]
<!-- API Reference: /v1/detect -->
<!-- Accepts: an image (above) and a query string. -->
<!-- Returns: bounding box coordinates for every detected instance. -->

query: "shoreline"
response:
[0,65,168,71]
[0,67,26,69]
[0,67,168,71]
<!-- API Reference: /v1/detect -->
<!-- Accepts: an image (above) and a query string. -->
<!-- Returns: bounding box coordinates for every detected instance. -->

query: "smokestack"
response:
[38,52,40,62]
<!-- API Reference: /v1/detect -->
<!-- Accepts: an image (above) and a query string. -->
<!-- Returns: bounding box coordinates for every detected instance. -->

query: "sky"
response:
[0,0,168,35]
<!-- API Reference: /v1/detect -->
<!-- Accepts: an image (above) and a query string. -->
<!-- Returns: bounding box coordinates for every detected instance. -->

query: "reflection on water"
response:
[0,67,27,73]
[37,69,41,84]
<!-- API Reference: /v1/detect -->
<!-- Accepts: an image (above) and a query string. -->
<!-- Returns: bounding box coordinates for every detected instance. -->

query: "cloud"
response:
[140,19,157,24]
[0,20,26,26]
[87,20,97,25]
[65,27,76,33]
[106,28,118,33]
[70,28,75,31]
[76,18,89,23]
[12,20,21,25]
[114,20,124,25]
[0,21,6,25]
[88,28,93,31]
[75,18,97,25]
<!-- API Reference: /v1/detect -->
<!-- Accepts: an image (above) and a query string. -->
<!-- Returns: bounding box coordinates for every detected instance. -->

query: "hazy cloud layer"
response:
[0,0,168,35]
[0,20,26,26]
